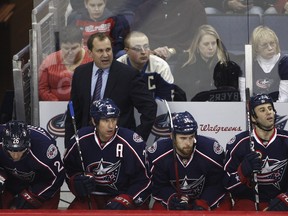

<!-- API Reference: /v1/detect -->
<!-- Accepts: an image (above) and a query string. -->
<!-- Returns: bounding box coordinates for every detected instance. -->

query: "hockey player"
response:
[0,121,65,209]
[146,111,230,210]
[63,98,151,209]
[224,93,288,211]
[191,60,241,101]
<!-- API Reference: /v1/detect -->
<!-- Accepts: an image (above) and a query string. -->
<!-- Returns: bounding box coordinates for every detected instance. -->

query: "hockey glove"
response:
[267,193,288,211]
[167,193,193,210]
[71,173,96,197]
[191,199,210,210]
[106,194,134,210]
[9,189,43,209]
[239,152,262,177]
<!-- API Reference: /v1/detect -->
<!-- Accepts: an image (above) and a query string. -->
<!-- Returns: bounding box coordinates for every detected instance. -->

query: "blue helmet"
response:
[90,98,120,122]
[2,121,31,152]
[250,93,276,116]
[172,111,198,135]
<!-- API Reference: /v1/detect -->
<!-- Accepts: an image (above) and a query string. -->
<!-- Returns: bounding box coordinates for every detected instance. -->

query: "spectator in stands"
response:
[38,26,92,101]
[239,26,283,101]
[117,31,174,101]
[174,25,227,101]
[66,0,145,18]
[223,0,278,16]
[132,0,207,63]
[191,60,241,101]
[67,0,130,56]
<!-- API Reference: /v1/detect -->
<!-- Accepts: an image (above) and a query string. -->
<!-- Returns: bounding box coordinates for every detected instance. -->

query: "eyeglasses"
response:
[128,45,150,52]
[259,41,276,49]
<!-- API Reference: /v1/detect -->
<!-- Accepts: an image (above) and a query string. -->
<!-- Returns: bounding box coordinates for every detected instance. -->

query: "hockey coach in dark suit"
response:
[64,32,157,147]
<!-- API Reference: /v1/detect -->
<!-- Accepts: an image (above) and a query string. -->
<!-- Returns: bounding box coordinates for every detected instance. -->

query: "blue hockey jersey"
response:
[63,126,151,206]
[224,128,288,202]
[146,135,226,208]
[0,124,65,200]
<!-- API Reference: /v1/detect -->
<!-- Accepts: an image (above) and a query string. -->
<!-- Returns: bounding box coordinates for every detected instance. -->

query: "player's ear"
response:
[88,49,93,58]
[251,115,257,124]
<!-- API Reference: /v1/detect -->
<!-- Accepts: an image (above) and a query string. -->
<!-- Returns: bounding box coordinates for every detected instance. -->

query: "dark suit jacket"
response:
[64,60,157,147]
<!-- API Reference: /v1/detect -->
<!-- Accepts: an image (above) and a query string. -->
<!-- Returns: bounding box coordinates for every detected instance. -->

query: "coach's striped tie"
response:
[92,69,104,101]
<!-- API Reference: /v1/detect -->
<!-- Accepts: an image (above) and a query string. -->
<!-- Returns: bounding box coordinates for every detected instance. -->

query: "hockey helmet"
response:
[250,93,276,117]
[213,61,241,89]
[2,121,31,152]
[90,98,120,122]
[278,55,288,80]
[172,111,198,135]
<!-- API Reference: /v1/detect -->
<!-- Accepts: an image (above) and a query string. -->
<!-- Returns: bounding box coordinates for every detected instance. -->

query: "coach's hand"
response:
[71,173,96,197]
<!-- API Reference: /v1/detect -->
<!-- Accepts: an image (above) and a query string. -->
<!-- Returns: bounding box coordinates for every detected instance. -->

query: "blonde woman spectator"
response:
[38,26,92,101]
[240,26,283,101]
[174,25,227,101]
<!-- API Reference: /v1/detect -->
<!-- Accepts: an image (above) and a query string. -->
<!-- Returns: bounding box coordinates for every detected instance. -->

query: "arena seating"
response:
[262,14,288,54]
[207,14,261,55]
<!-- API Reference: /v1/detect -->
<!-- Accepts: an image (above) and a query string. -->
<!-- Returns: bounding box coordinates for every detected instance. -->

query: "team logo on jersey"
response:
[213,141,224,155]
[171,175,205,198]
[227,136,236,145]
[257,157,288,190]
[46,113,66,138]
[88,159,121,190]
[6,167,35,182]
[133,133,143,143]
[147,142,157,154]
[256,79,272,89]
[47,144,58,159]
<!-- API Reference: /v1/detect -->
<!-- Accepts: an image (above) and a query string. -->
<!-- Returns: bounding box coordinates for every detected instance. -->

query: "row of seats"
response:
[207,14,288,55]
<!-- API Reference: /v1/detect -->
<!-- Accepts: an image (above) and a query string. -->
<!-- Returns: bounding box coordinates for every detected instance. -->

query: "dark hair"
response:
[59,26,83,44]
[213,61,241,89]
[87,32,112,51]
